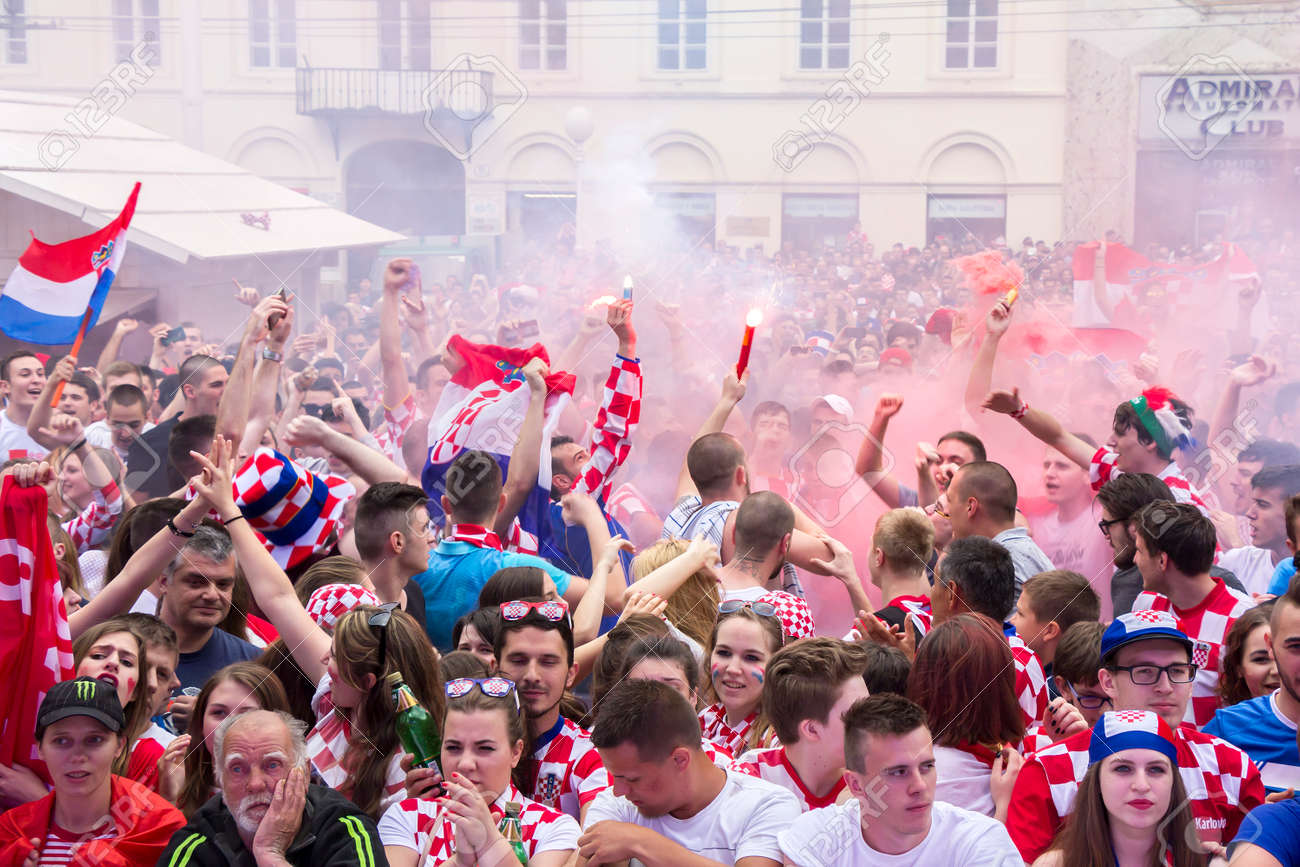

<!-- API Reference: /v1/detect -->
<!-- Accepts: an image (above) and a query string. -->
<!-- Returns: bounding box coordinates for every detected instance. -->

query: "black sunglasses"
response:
[368,602,401,673]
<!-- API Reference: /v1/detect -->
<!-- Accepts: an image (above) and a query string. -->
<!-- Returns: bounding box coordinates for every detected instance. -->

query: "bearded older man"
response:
[158,709,386,866]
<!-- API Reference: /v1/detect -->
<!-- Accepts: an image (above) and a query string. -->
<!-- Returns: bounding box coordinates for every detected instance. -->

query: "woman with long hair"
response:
[1034,711,1207,867]
[70,618,160,789]
[380,676,578,867]
[1218,602,1278,706]
[699,601,784,755]
[907,613,1025,819]
[157,662,292,816]
[630,538,721,649]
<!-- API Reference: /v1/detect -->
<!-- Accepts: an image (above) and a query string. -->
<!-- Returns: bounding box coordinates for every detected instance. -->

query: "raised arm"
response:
[494,358,550,538]
[1210,355,1275,447]
[95,318,138,373]
[572,299,642,502]
[284,415,415,486]
[241,300,294,457]
[675,372,747,500]
[217,295,288,447]
[963,299,1012,416]
[571,534,634,646]
[622,537,718,602]
[854,393,905,509]
[190,439,329,684]
[70,465,212,637]
[26,355,75,450]
[379,258,414,409]
[982,386,1096,470]
[1091,242,1117,324]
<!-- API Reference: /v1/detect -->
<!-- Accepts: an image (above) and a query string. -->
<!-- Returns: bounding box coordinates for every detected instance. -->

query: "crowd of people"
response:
[1,220,1300,866]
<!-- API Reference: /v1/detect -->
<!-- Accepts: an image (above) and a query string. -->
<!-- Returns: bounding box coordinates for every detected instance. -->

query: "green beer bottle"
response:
[497,802,528,865]
[387,671,443,780]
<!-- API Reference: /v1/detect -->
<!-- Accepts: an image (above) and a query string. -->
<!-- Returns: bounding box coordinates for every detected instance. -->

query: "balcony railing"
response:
[295,66,495,116]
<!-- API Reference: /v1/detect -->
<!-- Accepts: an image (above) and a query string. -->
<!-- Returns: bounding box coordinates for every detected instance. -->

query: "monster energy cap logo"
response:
[37,676,127,734]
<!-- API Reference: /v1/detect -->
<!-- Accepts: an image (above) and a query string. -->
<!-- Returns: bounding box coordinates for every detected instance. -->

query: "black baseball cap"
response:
[36,677,126,737]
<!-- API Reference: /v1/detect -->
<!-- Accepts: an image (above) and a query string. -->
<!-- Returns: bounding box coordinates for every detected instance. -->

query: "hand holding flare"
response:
[736,308,763,378]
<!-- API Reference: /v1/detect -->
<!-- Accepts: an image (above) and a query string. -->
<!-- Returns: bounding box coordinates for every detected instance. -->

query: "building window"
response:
[520,0,566,71]
[946,0,997,69]
[112,0,160,64]
[250,0,295,68]
[658,0,705,71]
[799,0,848,70]
[378,0,430,70]
[3,0,26,64]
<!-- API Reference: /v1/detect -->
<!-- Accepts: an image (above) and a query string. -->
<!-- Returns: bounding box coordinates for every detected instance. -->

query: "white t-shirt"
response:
[933,745,994,816]
[779,798,1021,867]
[0,409,47,460]
[582,769,799,864]
[85,418,155,461]
[129,587,159,615]
[1028,502,1116,619]
[1216,545,1277,598]
[721,584,769,603]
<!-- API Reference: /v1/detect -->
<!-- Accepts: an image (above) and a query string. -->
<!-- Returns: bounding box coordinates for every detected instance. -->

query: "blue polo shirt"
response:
[1204,690,1300,793]
[412,541,574,652]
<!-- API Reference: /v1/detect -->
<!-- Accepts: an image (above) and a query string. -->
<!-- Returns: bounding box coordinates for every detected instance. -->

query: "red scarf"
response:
[0,775,185,866]
[446,523,504,551]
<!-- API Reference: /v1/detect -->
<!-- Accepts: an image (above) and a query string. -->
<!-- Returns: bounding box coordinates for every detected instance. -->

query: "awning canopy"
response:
[0,90,405,264]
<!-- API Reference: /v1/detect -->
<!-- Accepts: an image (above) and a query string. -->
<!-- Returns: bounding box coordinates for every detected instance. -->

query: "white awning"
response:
[0,90,405,264]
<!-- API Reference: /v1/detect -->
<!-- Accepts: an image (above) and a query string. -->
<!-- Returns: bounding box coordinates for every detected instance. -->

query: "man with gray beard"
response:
[158,710,385,866]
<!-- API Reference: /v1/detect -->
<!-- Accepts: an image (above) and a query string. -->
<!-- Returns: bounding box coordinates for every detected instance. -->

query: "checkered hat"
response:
[306,583,381,632]
[758,591,815,641]
[1087,710,1179,766]
[1100,609,1192,664]
[232,448,355,570]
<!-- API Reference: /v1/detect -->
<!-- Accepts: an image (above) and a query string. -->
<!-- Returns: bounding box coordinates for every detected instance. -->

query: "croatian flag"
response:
[0,182,140,345]
[806,330,834,356]
[422,335,575,522]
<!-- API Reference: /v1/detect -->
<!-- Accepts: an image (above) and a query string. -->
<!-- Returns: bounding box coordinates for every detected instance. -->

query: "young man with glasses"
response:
[493,599,607,824]
[1005,610,1265,863]
[1130,501,1254,727]
[1050,621,1111,726]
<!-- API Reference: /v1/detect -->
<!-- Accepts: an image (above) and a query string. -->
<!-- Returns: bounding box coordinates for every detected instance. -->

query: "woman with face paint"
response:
[699,602,785,755]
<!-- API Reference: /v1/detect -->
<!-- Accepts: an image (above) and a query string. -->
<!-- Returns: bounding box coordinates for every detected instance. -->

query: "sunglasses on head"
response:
[368,602,401,673]
[718,599,777,618]
[499,599,570,624]
[445,676,521,709]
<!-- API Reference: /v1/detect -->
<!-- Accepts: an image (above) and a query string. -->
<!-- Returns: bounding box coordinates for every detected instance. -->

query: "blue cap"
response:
[1088,710,1179,766]
[1100,610,1192,664]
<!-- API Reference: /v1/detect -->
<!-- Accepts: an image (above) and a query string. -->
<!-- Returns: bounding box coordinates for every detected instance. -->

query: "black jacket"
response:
[155,784,388,867]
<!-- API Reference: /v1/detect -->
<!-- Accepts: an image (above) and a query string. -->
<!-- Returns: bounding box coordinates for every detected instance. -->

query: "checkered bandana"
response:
[1088,710,1179,766]
[758,591,815,641]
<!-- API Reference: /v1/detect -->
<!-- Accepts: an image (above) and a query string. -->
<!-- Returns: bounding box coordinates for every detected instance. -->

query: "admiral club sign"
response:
[1140,70,1300,144]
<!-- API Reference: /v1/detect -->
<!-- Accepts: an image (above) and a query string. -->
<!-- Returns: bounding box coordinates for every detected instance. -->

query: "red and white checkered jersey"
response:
[699,703,780,756]
[1006,721,1265,863]
[607,481,658,531]
[373,391,417,466]
[572,355,641,503]
[306,672,407,813]
[1089,446,1208,513]
[730,746,846,812]
[1009,633,1050,729]
[702,736,733,767]
[1132,581,1254,728]
[62,477,122,554]
[528,716,608,820]
[377,781,580,864]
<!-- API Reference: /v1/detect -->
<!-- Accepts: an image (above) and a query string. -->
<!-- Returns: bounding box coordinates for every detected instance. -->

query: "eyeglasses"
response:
[1098,517,1124,537]
[368,602,401,673]
[500,599,570,624]
[1064,681,1113,710]
[1110,662,1198,685]
[445,677,521,710]
[303,403,340,422]
[718,599,777,618]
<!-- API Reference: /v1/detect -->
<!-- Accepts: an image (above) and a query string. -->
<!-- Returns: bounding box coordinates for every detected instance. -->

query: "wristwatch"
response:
[261,347,284,362]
